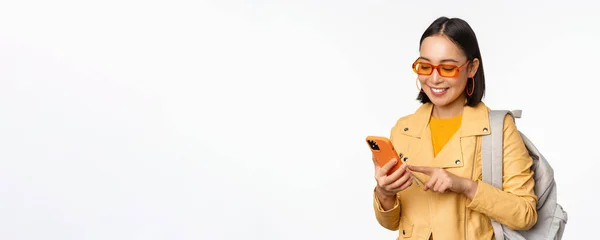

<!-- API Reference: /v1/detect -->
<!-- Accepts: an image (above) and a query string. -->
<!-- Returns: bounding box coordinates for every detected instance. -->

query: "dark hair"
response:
[416,16,485,107]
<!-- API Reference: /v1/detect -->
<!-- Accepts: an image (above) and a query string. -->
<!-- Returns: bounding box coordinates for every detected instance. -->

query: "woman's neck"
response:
[432,96,466,119]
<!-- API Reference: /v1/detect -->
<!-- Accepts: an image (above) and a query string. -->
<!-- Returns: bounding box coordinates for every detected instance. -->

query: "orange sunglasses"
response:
[412,59,470,78]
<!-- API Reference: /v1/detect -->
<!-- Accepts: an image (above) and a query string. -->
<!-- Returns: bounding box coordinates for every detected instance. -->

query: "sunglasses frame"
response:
[412,59,470,78]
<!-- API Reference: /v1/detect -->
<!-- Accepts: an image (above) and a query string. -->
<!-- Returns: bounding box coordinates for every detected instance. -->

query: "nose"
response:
[430,69,443,84]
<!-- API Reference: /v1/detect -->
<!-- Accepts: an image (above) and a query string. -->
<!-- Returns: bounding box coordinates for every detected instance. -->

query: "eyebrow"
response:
[418,57,459,63]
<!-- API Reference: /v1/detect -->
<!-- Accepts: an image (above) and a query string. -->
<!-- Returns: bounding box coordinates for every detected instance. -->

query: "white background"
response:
[0,0,597,239]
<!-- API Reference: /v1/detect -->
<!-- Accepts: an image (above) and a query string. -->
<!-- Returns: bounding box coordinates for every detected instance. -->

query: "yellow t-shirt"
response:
[429,114,463,157]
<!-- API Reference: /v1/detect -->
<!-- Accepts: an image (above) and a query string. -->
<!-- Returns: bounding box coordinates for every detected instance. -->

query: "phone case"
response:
[366,136,401,175]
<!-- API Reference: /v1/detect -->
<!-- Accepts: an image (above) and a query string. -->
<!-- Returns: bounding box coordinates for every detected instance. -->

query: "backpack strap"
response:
[481,109,519,240]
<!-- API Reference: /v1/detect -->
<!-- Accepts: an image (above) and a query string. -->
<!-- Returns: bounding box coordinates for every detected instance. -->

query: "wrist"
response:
[375,186,396,200]
[462,179,478,199]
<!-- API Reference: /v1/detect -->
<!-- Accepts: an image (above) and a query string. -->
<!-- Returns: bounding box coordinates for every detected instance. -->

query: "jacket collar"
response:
[402,101,491,138]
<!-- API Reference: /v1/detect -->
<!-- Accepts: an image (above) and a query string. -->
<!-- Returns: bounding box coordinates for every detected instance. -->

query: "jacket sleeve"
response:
[467,114,538,230]
[373,188,401,231]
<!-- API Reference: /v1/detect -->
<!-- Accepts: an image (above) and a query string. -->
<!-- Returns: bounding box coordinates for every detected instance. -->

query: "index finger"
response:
[380,158,399,173]
[407,165,434,175]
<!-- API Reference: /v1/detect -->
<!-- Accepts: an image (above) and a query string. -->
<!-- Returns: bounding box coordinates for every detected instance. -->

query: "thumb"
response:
[407,165,434,175]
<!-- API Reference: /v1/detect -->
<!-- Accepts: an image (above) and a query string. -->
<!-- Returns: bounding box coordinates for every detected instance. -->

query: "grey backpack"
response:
[481,110,568,240]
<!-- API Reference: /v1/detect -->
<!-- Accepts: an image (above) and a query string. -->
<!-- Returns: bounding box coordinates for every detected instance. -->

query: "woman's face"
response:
[416,35,478,108]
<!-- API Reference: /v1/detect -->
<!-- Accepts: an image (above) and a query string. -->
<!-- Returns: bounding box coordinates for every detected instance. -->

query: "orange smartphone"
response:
[366,136,424,186]
[366,136,401,175]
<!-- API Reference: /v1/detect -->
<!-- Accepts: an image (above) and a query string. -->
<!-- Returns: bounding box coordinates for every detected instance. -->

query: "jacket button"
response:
[455,159,461,165]
[403,127,409,131]
[399,153,404,159]
[402,230,406,235]
[403,157,408,162]
[483,127,488,132]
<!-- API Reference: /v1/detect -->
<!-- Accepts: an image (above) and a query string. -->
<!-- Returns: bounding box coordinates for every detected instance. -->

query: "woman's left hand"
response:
[407,165,478,198]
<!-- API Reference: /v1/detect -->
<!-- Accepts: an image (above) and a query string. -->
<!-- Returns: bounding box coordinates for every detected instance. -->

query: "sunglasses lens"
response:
[414,62,433,75]
[439,65,459,77]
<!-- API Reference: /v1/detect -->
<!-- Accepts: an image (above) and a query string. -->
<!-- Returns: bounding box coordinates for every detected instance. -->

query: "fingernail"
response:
[401,164,407,169]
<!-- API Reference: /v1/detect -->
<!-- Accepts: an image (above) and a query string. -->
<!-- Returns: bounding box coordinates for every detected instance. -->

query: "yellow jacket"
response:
[373,102,537,240]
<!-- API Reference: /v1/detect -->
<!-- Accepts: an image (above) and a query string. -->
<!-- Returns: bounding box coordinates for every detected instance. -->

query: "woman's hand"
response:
[407,165,478,199]
[373,155,414,199]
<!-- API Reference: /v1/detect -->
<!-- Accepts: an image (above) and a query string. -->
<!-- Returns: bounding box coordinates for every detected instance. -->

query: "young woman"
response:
[372,17,537,239]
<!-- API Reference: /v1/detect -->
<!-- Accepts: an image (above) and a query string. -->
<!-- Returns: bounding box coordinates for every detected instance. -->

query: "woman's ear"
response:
[468,58,480,77]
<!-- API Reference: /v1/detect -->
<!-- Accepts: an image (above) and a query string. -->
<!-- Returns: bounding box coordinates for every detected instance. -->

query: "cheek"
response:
[448,78,468,89]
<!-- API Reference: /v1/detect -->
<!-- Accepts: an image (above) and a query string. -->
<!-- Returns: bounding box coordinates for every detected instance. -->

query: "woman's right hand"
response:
[373,155,413,199]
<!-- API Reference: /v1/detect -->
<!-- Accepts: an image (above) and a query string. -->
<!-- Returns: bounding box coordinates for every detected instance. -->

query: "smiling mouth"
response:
[431,87,449,94]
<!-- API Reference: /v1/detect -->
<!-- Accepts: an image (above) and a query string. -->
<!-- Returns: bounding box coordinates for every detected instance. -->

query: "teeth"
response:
[432,88,447,93]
